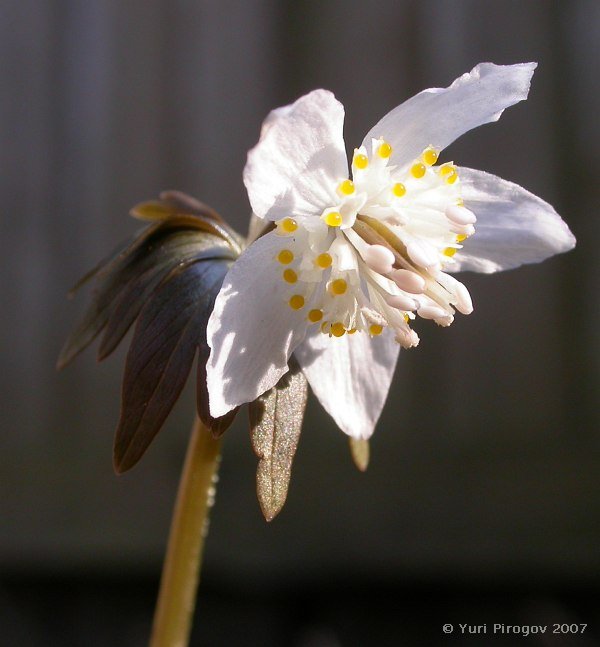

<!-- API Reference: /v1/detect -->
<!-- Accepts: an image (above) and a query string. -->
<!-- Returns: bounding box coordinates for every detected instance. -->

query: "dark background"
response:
[2,1,599,645]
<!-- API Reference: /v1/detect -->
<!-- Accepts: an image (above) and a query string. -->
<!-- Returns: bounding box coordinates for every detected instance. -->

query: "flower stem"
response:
[149,417,221,647]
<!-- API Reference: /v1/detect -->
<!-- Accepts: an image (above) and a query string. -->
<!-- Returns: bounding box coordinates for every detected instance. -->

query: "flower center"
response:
[273,139,476,347]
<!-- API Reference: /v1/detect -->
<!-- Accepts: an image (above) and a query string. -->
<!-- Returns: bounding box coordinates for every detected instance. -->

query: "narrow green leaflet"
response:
[249,361,308,521]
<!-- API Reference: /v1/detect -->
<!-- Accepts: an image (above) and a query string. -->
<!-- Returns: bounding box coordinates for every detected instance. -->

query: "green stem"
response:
[149,417,221,647]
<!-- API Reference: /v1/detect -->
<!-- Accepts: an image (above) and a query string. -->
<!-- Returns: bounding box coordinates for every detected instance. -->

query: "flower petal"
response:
[451,168,576,273]
[363,62,537,169]
[207,232,308,416]
[244,90,348,221]
[295,328,399,439]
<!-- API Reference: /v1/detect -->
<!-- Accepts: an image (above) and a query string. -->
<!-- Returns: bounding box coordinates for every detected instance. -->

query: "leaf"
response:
[97,231,235,360]
[57,223,235,369]
[159,190,226,223]
[131,196,244,255]
[349,437,370,472]
[113,258,231,473]
[249,360,308,521]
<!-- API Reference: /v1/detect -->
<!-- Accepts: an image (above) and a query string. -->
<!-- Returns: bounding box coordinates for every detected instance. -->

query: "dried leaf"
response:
[113,258,231,473]
[349,437,370,472]
[249,361,308,521]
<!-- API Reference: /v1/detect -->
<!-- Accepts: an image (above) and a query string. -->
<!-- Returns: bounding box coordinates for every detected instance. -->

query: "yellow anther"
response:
[330,278,347,295]
[347,328,357,335]
[280,217,298,233]
[456,198,464,206]
[377,141,392,158]
[308,309,323,323]
[456,234,468,242]
[392,182,406,198]
[439,164,454,177]
[369,324,383,336]
[353,152,369,169]
[315,252,332,269]
[289,294,305,310]
[410,162,426,179]
[443,247,457,257]
[338,179,355,195]
[422,147,439,166]
[277,249,294,265]
[283,269,298,283]
[324,211,342,227]
[403,313,410,323]
[331,322,346,337]
[446,170,458,184]
[321,321,330,333]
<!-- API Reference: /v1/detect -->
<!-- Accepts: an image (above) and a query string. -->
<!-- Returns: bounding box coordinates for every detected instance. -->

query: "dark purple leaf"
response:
[114,258,231,473]
[57,223,234,369]
[97,230,235,360]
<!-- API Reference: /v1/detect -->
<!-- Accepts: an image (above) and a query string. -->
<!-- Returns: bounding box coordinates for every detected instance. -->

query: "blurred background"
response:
[2,0,599,645]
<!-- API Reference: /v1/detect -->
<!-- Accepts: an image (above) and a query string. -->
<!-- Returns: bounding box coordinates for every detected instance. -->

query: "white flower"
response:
[206,62,575,439]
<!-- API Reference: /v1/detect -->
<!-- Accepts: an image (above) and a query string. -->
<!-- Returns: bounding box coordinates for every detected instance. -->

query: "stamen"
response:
[443,247,457,257]
[353,152,369,169]
[308,309,323,323]
[315,252,333,269]
[446,204,476,225]
[369,324,383,336]
[407,240,438,268]
[277,249,294,264]
[321,321,330,334]
[338,179,355,195]
[283,269,297,284]
[363,244,395,274]
[422,147,438,166]
[288,295,305,310]
[280,217,298,233]
[330,279,347,295]
[324,211,342,227]
[456,234,468,242]
[390,269,426,294]
[347,328,357,334]
[331,322,346,337]
[387,294,417,311]
[439,164,454,177]
[417,305,447,320]
[453,282,473,315]
[377,141,392,158]
[392,182,406,197]
[410,162,426,179]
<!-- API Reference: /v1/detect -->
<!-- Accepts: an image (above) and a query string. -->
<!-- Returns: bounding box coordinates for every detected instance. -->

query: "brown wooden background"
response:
[1,0,599,642]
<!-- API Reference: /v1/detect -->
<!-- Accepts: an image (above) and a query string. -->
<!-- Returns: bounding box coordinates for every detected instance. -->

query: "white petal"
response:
[363,62,537,169]
[207,232,308,416]
[451,168,576,273]
[295,328,399,439]
[244,89,348,221]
